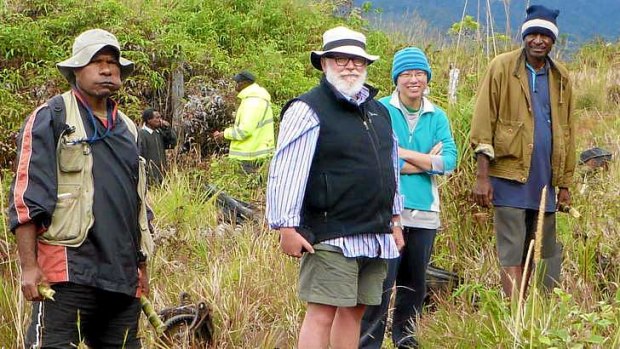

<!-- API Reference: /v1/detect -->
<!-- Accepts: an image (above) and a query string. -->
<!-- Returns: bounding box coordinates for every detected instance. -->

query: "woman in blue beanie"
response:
[360,47,458,349]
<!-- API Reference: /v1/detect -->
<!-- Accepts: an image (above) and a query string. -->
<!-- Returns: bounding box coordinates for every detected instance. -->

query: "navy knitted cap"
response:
[391,47,432,85]
[233,70,255,83]
[521,5,560,42]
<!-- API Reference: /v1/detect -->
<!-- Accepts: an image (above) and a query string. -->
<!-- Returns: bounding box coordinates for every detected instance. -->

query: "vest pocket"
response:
[494,120,523,159]
[58,141,87,173]
[43,184,82,242]
[306,172,331,212]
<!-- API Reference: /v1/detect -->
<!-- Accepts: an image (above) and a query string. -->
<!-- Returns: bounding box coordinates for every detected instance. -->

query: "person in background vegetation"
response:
[470,5,575,299]
[266,26,404,349]
[139,108,177,185]
[8,29,153,348]
[360,47,458,349]
[213,70,275,174]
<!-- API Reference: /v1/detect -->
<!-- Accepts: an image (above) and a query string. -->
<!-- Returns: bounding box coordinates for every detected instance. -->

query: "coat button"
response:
[521,177,526,182]
[508,128,513,133]
[528,143,533,149]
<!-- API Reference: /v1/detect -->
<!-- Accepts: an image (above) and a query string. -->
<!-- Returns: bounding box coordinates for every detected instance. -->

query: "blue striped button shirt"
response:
[267,86,403,259]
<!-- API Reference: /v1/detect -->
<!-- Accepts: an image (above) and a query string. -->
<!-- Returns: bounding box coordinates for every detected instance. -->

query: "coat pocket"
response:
[494,120,523,159]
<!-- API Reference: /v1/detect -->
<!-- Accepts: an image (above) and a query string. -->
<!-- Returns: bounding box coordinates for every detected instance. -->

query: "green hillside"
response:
[356,0,620,44]
[0,0,399,166]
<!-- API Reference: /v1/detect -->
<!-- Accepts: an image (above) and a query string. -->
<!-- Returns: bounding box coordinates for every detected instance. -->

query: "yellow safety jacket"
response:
[224,83,275,160]
[41,91,154,256]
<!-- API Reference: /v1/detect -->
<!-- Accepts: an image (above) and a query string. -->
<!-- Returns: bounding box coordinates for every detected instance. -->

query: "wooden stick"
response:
[534,186,547,263]
[140,296,167,335]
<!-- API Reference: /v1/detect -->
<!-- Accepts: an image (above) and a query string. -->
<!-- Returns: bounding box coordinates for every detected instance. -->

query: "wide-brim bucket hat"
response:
[310,26,379,71]
[57,29,134,84]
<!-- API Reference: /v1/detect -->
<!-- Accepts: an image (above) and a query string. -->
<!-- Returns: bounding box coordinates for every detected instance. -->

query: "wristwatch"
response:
[390,221,404,229]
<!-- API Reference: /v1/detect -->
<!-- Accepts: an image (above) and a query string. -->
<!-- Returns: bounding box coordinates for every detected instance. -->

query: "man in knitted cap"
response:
[267,26,404,348]
[471,5,575,299]
[9,29,152,347]
[213,70,275,174]
[360,47,457,349]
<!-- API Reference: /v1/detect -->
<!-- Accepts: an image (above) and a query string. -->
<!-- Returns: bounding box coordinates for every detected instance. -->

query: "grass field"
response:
[1,0,619,348]
[2,72,619,348]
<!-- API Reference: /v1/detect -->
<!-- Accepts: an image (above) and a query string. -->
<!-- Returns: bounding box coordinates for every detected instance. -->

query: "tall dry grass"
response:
[0,4,619,348]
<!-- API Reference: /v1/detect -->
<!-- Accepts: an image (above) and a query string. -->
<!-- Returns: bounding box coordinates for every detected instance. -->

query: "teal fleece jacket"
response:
[380,93,457,212]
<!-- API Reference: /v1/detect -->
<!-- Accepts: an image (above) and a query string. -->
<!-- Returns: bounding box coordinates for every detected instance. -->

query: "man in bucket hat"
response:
[9,28,152,347]
[267,26,404,348]
[470,5,575,299]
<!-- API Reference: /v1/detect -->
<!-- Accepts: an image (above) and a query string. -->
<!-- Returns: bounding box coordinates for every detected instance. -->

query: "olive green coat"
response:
[470,48,575,187]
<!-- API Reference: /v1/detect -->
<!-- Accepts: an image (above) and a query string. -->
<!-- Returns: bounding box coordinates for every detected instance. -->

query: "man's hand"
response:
[279,227,314,258]
[392,227,405,252]
[556,187,571,210]
[138,263,150,298]
[15,222,45,301]
[160,119,170,128]
[21,265,46,301]
[212,130,224,140]
[473,175,493,207]
[473,153,493,207]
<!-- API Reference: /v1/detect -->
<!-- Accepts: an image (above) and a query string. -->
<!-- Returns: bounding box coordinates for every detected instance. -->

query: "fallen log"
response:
[205,184,258,224]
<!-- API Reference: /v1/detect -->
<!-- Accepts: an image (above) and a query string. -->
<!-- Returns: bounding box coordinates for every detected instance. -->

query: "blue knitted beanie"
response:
[521,5,560,42]
[391,47,432,85]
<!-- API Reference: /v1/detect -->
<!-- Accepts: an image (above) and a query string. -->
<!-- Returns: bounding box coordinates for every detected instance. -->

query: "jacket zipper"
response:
[359,107,386,199]
[323,172,329,222]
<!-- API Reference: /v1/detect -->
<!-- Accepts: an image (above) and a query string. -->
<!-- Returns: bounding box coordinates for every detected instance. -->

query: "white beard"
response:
[324,65,367,98]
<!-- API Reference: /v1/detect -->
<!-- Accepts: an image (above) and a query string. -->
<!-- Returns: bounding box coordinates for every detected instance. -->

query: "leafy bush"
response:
[0,0,399,162]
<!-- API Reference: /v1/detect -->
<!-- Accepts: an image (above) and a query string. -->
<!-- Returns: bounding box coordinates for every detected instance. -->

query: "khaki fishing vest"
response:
[40,91,154,256]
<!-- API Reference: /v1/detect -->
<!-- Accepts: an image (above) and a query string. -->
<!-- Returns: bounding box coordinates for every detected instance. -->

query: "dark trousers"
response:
[360,227,436,349]
[26,282,141,349]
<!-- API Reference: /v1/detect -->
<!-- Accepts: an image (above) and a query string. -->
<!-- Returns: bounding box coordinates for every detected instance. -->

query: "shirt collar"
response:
[389,90,435,115]
[338,85,370,106]
[525,60,549,76]
[142,125,154,134]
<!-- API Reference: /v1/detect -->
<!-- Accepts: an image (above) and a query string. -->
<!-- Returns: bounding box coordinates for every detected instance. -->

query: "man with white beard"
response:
[267,26,404,348]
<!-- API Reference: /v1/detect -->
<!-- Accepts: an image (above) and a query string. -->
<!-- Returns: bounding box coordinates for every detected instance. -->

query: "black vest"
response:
[281,77,396,242]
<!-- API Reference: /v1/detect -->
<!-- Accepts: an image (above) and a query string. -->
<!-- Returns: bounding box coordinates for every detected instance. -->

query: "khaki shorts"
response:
[298,244,387,307]
[494,207,557,267]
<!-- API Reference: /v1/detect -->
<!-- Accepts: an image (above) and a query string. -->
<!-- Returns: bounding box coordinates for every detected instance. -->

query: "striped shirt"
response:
[267,86,403,259]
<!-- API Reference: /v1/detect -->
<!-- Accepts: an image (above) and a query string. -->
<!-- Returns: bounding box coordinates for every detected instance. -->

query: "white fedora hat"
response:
[310,26,379,71]
[57,29,134,84]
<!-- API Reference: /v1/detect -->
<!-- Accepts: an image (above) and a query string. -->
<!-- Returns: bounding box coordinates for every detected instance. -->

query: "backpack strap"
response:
[46,94,71,147]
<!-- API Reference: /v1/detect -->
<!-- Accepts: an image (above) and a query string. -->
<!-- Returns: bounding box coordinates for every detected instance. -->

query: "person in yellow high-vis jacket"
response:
[214,71,275,173]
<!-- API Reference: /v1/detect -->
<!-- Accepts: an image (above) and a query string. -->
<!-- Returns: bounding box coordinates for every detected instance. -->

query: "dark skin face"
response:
[146,111,162,129]
[74,47,122,113]
[523,33,554,69]
[235,80,252,92]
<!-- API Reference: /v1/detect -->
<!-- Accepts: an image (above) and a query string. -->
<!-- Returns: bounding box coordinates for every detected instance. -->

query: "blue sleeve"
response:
[8,105,58,231]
